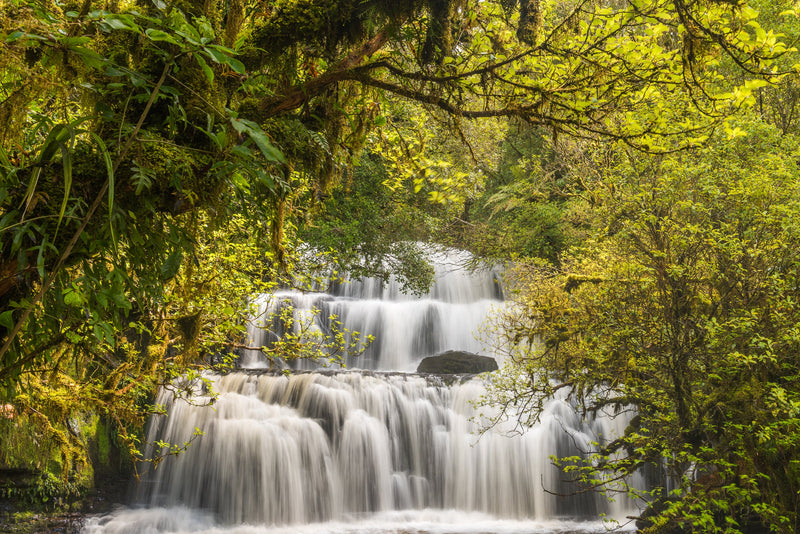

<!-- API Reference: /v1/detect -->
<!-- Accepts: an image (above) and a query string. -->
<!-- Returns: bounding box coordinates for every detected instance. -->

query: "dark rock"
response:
[416,350,498,374]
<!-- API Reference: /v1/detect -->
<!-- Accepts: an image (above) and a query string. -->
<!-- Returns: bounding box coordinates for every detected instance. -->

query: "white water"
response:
[241,248,504,371]
[83,249,643,533]
[83,508,626,534]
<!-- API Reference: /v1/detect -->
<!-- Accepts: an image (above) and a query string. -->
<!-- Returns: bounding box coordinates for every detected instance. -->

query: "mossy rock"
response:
[416,351,498,374]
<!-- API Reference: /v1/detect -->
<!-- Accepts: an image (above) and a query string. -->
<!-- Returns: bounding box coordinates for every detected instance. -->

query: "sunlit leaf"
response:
[145,28,179,44]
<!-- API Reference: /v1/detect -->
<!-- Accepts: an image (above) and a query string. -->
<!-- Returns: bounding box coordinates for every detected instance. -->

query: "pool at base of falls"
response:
[82,507,636,534]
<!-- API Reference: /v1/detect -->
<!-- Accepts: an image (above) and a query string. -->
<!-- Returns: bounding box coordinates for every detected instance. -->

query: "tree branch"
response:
[259,29,394,118]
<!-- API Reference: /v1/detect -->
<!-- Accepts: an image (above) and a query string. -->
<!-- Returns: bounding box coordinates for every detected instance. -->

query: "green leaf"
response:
[0,143,12,169]
[230,118,286,164]
[38,124,70,166]
[56,141,73,232]
[88,133,117,250]
[160,248,183,281]
[21,124,71,219]
[196,17,215,39]
[6,31,45,43]
[744,79,769,91]
[226,56,246,74]
[104,66,126,77]
[202,46,227,64]
[70,46,106,68]
[96,291,109,310]
[145,28,179,44]
[203,46,246,74]
[740,6,759,21]
[249,129,285,163]
[35,239,47,278]
[214,130,227,148]
[159,85,181,96]
[230,145,252,158]
[101,15,141,32]
[63,288,84,307]
[0,310,14,330]
[195,54,214,83]
[130,73,147,88]
[5,31,25,42]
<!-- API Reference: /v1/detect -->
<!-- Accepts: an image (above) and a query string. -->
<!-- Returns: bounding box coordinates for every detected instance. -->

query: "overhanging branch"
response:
[259,29,394,118]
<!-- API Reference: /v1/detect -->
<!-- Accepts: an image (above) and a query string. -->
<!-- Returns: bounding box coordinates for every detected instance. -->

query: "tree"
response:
[487,118,800,532]
[297,150,436,295]
[450,121,596,263]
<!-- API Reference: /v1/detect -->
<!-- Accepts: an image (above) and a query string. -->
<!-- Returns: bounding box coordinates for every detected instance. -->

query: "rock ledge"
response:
[416,350,498,374]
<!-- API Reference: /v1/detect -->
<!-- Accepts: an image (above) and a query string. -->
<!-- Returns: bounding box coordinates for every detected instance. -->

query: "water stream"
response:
[241,248,503,371]
[83,249,642,533]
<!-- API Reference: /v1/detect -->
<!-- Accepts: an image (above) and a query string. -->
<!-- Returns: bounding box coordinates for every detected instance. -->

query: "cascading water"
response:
[241,248,504,371]
[83,249,643,534]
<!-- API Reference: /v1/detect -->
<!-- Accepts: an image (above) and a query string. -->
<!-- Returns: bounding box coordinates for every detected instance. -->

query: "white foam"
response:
[83,507,635,534]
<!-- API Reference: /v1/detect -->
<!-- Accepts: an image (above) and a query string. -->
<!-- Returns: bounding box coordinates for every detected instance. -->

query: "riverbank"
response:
[1,475,128,534]
[0,511,84,534]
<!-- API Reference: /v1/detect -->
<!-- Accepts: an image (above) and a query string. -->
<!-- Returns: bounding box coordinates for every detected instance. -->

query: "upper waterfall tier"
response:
[242,248,505,372]
[328,248,504,303]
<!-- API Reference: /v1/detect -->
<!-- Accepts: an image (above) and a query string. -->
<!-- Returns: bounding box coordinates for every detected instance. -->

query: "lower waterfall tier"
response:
[133,372,643,527]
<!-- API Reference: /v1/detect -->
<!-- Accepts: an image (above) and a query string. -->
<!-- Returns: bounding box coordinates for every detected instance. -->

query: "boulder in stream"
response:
[416,350,498,374]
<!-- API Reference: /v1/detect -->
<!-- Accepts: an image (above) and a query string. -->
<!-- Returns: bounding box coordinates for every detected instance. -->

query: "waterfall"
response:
[83,249,643,533]
[241,248,504,371]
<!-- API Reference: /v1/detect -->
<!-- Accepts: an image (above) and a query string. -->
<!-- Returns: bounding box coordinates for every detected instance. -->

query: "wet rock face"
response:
[416,351,498,374]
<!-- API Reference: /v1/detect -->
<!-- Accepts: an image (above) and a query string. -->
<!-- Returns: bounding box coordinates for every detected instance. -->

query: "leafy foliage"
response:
[488,119,800,532]
[298,150,437,295]
[454,122,596,262]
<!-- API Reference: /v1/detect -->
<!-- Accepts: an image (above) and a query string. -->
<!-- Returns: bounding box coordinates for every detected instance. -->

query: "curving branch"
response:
[259,29,394,118]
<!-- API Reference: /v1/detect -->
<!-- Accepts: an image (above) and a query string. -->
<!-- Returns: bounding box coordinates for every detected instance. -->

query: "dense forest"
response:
[1,0,800,531]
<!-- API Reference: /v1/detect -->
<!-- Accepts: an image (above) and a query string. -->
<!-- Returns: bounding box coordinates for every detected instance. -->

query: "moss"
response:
[0,411,137,513]
[0,512,84,534]
[11,511,36,521]
[0,471,86,510]
[95,420,111,468]
[0,400,104,510]
[249,0,420,57]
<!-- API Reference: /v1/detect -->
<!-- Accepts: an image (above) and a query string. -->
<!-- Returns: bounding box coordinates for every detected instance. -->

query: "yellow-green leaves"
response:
[230,118,287,165]
[487,120,800,532]
[740,5,760,23]
[372,109,485,207]
[202,44,245,74]
[144,28,179,44]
